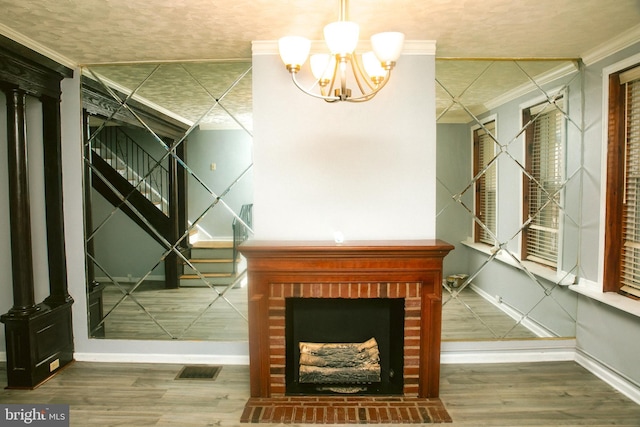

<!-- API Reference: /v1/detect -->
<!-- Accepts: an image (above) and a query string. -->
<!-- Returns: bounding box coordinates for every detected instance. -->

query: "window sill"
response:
[569,282,640,318]
[461,239,575,285]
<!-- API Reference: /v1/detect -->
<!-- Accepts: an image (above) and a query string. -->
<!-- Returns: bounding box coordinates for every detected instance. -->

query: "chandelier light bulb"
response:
[310,54,336,85]
[371,32,405,66]
[324,21,360,55]
[362,51,386,84]
[278,36,311,71]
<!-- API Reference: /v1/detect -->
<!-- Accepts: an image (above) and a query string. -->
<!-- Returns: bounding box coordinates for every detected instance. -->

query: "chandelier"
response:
[277,0,405,103]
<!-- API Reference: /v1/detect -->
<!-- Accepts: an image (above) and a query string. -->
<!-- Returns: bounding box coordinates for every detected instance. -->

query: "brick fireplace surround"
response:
[238,240,454,424]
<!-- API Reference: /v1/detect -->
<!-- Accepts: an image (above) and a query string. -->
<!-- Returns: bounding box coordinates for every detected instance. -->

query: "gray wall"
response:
[91,190,166,280]
[187,127,253,238]
[436,123,472,277]
[575,41,640,386]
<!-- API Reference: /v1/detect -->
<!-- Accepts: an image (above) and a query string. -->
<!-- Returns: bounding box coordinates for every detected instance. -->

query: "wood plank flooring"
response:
[1,361,638,426]
[97,282,536,341]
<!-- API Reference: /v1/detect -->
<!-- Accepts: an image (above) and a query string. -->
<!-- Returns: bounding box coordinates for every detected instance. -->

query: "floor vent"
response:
[175,365,222,381]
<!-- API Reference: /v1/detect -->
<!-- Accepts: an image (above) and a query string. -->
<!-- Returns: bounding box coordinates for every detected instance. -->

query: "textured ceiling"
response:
[1,0,638,128]
[1,0,639,64]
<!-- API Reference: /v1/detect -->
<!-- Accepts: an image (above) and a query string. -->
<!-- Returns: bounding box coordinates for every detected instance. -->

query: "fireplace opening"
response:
[285,297,404,395]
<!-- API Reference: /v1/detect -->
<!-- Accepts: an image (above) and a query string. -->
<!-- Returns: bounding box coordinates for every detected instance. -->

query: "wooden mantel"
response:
[239,239,454,398]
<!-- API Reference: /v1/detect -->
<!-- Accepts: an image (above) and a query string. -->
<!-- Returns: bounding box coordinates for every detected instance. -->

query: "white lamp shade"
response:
[310,54,336,81]
[362,51,386,80]
[278,36,311,67]
[324,21,359,55]
[370,31,405,63]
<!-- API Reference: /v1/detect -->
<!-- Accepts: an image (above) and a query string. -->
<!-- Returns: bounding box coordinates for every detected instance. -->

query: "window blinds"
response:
[525,100,564,268]
[620,74,640,297]
[476,121,497,246]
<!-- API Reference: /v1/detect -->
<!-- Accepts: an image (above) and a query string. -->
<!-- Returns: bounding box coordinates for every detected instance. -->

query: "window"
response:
[604,64,640,298]
[473,120,497,246]
[522,98,564,269]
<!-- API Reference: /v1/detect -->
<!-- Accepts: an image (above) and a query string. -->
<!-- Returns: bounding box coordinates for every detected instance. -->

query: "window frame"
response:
[521,95,566,270]
[603,61,640,298]
[472,118,498,247]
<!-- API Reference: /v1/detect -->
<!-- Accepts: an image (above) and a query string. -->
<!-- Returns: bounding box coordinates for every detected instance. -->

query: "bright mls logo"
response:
[1,404,69,426]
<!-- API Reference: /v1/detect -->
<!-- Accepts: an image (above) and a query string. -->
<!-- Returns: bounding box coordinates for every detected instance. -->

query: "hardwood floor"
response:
[1,361,638,426]
[99,282,248,341]
[97,282,536,341]
[442,287,537,340]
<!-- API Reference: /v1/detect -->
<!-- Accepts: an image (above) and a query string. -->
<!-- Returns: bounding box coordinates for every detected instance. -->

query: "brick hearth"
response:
[241,396,452,424]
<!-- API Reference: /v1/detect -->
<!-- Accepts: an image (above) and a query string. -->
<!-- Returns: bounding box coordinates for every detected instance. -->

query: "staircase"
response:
[180,240,246,287]
[92,126,169,215]
[90,124,251,289]
[91,147,171,246]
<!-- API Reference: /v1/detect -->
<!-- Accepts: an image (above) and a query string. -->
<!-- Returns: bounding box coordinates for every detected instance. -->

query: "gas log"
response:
[299,338,381,384]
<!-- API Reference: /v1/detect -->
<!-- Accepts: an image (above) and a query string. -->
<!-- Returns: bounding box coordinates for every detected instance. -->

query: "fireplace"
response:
[286,297,405,395]
[239,240,454,399]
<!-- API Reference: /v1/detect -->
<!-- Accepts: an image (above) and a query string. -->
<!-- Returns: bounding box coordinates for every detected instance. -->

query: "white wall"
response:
[252,43,437,241]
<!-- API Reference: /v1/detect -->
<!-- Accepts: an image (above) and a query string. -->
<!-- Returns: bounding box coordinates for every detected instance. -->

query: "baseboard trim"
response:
[74,352,249,365]
[469,283,556,338]
[574,348,640,405]
[441,339,576,364]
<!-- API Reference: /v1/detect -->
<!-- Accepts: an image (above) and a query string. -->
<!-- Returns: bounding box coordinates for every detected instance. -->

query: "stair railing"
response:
[93,126,169,215]
[232,203,253,273]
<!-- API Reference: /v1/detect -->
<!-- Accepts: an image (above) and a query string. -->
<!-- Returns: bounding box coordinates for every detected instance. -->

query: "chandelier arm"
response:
[349,55,369,95]
[345,70,393,102]
[327,57,339,98]
[351,53,377,93]
[290,72,340,101]
[339,56,349,100]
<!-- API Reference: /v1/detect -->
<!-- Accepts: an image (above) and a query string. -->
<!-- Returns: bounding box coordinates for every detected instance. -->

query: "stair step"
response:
[192,240,234,248]
[183,258,236,274]
[188,242,235,259]
[181,273,232,279]
[179,272,238,287]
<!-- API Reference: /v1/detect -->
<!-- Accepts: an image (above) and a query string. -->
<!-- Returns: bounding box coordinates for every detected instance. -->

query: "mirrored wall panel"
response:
[81,58,583,342]
[436,59,583,340]
[82,62,253,340]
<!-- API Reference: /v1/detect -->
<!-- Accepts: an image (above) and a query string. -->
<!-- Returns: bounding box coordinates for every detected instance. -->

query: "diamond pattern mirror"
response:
[82,62,253,340]
[436,59,583,340]
[81,58,582,341]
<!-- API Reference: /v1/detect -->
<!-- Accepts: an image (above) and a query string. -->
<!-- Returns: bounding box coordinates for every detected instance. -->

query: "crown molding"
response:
[0,23,77,69]
[582,23,640,66]
[484,61,579,111]
[252,40,436,56]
